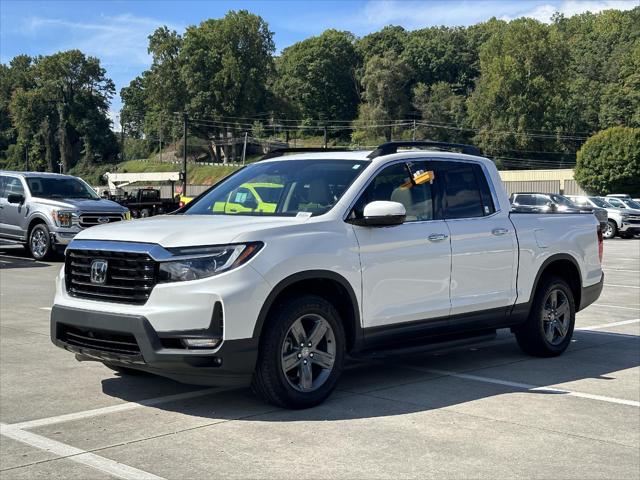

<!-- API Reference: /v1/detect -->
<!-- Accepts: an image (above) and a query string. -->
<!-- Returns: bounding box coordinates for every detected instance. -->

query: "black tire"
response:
[103,363,146,376]
[602,220,617,239]
[251,295,345,409]
[514,276,575,357]
[140,208,151,218]
[619,232,634,239]
[28,223,52,260]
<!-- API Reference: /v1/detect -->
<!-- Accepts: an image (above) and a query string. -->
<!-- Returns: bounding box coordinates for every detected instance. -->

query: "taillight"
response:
[597,226,604,263]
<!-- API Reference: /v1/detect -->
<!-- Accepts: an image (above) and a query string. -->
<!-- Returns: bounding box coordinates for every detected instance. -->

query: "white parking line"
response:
[604,284,640,289]
[603,268,640,273]
[420,368,640,407]
[0,424,164,479]
[11,387,224,430]
[577,319,640,330]
[39,307,52,311]
[593,303,640,311]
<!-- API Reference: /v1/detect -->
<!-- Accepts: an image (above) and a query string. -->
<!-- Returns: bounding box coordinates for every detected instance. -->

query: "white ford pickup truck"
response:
[51,141,604,409]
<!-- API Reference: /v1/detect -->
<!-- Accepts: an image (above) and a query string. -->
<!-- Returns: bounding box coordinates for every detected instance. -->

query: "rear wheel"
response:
[514,276,575,357]
[252,295,345,409]
[602,220,617,239]
[28,223,52,260]
[140,208,151,218]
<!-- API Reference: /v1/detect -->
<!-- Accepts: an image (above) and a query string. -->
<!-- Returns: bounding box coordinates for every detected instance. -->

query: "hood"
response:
[74,214,308,247]
[33,197,127,212]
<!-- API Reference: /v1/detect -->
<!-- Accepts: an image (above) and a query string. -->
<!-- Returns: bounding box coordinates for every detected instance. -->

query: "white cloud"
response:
[500,0,637,22]
[23,13,184,67]
[356,0,637,29]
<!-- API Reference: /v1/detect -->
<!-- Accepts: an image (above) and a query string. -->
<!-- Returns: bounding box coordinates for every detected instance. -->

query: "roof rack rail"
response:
[367,140,481,159]
[260,147,352,160]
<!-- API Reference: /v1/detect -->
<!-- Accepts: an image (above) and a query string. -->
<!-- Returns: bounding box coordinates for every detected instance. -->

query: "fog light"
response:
[180,338,221,349]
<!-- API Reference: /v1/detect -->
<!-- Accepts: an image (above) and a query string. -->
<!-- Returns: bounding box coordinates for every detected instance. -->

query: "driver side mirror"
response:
[352,201,406,227]
[7,193,25,204]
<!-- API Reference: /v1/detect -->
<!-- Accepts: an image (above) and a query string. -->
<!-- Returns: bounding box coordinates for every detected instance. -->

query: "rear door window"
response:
[437,162,488,219]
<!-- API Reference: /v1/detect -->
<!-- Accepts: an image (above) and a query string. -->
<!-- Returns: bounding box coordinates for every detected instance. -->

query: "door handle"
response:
[428,233,448,242]
[492,228,509,236]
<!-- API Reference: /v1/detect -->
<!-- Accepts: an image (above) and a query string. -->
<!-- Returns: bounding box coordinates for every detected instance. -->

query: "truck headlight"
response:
[158,242,263,283]
[621,213,629,219]
[52,210,75,227]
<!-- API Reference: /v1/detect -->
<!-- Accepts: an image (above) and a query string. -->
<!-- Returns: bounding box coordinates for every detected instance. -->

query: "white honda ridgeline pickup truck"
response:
[51,141,604,409]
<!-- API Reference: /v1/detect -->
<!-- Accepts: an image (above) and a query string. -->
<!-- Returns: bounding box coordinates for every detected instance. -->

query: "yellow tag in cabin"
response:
[413,170,435,185]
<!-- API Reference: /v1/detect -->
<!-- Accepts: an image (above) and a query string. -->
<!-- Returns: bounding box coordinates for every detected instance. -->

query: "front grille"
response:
[59,324,140,356]
[626,215,640,224]
[79,213,124,228]
[65,249,157,305]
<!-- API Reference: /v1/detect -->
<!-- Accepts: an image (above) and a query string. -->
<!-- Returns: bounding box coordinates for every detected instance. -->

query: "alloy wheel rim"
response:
[31,230,47,258]
[604,223,613,238]
[281,314,336,393]
[542,289,571,345]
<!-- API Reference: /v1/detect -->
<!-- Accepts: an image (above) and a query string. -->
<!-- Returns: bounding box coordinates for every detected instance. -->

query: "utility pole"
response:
[159,112,163,163]
[323,126,328,148]
[182,113,188,194]
[120,116,125,163]
[242,131,248,165]
[412,120,417,141]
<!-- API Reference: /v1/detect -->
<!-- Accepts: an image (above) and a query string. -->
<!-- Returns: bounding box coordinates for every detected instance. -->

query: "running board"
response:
[352,330,498,360]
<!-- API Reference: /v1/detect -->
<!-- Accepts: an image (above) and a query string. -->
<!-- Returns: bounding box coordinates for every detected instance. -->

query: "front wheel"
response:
[252,295,345,409]
[29,224,52,260]
[602,220,617,239]
[514,276,575,357]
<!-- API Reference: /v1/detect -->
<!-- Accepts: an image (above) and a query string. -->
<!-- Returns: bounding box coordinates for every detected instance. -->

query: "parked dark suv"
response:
[510,193,607,226]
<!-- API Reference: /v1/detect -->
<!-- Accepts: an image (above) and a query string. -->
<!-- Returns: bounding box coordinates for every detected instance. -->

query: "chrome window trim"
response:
[342,155,502,222]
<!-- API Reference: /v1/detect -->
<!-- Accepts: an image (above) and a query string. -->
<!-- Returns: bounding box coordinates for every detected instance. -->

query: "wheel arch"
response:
[26,214,50,239]
[253,270,363,353]
[529,254,583,312]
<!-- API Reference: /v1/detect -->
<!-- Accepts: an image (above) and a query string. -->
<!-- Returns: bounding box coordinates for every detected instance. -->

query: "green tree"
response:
[181,10,274,119]
[413,81,469,142]
[466,18,570,164]
[574,126,640,196]
[6,50,116,172]
[356,25,408,63]
[353,53,413,142]
[402,26,478,90]
[275,29,360,121]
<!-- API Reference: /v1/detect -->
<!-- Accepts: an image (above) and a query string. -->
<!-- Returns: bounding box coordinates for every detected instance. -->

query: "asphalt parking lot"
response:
[0,240,638,479]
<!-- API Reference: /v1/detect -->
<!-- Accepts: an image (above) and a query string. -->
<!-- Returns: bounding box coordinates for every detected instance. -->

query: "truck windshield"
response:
[588,197,610,208]
[623,199,640,209]
[26,177,99,200]
[185,159,368,217]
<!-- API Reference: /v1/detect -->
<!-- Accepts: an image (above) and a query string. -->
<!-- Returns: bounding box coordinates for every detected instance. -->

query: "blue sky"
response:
[1,0,636,128]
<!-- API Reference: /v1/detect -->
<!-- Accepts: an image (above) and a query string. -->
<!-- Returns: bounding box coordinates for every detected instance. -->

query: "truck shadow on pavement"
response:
[99,329,639,421]
[0,245,63,268]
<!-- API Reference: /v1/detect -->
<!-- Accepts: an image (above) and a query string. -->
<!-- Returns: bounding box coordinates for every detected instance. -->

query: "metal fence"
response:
[502,180,562,196]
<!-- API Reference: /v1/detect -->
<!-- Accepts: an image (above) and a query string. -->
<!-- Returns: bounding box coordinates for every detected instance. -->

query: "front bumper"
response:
[50,305,258,386]
[619,222,640,235]
[51,230,78,246]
